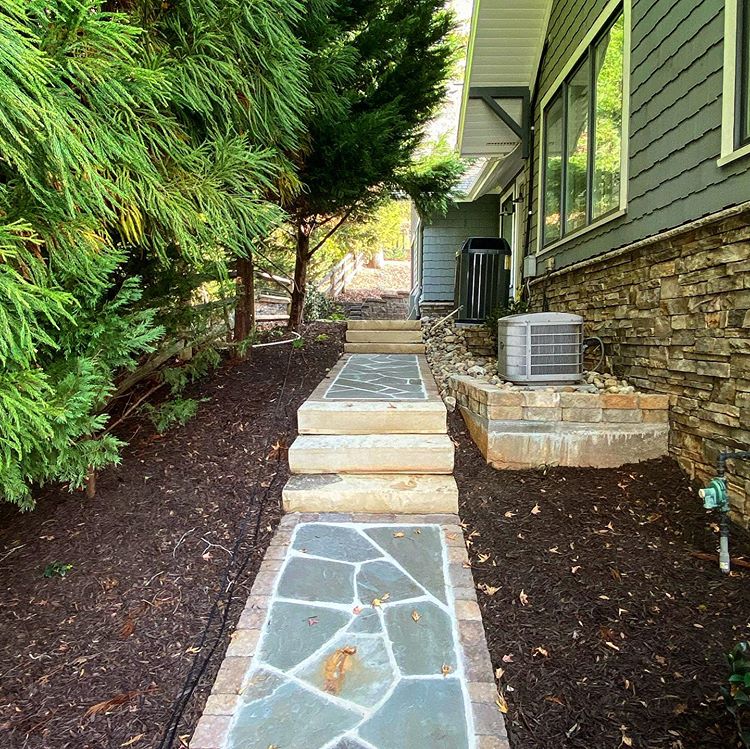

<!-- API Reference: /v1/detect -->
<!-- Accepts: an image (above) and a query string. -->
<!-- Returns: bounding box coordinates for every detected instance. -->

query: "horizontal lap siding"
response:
[421,195,499,302]
[529,0,750,270]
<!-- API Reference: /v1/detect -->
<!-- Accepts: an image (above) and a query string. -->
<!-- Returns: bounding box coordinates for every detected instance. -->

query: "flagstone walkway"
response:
[190,335,507,749]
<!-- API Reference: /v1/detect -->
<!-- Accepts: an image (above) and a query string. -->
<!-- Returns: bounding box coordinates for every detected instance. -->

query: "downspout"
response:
[521,40,548,308]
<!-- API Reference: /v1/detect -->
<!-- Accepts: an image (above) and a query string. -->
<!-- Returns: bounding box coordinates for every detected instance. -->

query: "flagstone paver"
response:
[324,354,427,400]
[192,514,509,749]
[192,339,508,749]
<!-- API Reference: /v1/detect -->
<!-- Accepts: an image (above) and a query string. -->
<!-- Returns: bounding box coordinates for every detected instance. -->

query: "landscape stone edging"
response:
[449,374,671,469]
[190,513,509,749]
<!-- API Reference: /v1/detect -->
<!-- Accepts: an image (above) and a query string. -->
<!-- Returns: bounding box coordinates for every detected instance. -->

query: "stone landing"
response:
[189,514,508,749]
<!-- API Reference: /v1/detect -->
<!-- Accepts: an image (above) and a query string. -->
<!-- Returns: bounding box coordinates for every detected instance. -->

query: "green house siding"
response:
[529,0,750,270]
[421,195,500,303]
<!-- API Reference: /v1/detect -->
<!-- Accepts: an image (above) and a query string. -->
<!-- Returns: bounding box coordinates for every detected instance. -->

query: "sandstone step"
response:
[298,400,446,435]
[288,434,454,474]
[347,319,421,331]
[343,342,426,354]
[282,473,459,513]
[345,330,423,344]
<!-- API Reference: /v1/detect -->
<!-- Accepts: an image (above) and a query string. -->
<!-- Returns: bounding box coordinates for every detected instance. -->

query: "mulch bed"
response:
[452,412,750,749]
[0,322,345,749]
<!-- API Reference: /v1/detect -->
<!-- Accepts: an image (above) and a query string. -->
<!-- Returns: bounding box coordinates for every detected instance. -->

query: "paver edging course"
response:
[190,512,508,749]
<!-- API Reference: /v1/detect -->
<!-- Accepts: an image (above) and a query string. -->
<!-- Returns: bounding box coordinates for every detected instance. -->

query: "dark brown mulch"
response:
[0,322,345,749]
[452,412,750,749]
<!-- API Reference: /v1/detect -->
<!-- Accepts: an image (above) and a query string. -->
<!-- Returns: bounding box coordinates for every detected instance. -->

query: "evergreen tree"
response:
[0,0,307,508]
[283,0,461,328]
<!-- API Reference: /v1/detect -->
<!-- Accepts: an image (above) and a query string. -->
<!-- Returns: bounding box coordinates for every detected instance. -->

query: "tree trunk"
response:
[86,468,96,499]
[233,254,255,358]
[288,223,310,331]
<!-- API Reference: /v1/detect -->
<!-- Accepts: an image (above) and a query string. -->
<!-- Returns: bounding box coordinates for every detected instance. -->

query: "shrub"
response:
[724,641,750,747]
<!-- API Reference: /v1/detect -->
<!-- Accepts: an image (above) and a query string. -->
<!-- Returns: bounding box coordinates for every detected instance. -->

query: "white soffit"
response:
[459,0,551,157]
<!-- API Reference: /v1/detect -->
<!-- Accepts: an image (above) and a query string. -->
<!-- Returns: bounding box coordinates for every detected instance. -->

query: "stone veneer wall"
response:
[531,210,750,525]
[449,375,670,470]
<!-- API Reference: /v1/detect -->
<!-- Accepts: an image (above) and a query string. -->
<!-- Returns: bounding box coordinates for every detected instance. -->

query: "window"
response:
[740,0,750,146]
[721,0,750,162]
[542,10,625,247]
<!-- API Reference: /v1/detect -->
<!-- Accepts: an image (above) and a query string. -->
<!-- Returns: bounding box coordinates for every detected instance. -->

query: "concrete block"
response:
[522,391,561,407]
[562,407,603,422]
[282,473,459,514]
[523,407,563,421]
[602,408,643,423]
[602,393,639,409]
[559,392,602,408]
[639,394,671,409]
[487,405,524,420]
[288,433,454,474]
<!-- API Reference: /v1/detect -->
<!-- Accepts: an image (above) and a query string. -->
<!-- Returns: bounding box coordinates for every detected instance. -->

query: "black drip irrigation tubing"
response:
[157,342,299,749]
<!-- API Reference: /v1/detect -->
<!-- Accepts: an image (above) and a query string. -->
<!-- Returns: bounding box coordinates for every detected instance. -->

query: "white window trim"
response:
[720,0,750,166]
[536,0,632,253]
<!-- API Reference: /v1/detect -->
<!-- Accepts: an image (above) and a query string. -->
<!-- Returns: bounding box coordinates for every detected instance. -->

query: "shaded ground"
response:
[452,412,750,749]
[339,260,411,302]
[0,323,345,749]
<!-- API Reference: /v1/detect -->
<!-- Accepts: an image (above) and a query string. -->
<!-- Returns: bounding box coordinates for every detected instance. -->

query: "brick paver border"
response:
[190,512,509,749]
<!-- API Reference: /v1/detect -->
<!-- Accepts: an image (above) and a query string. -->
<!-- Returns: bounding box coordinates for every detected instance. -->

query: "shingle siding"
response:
[420,195,500,302]
[529,0,750,270]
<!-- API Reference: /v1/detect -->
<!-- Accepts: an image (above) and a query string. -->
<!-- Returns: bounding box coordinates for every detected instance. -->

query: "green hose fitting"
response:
[699,477,730,513]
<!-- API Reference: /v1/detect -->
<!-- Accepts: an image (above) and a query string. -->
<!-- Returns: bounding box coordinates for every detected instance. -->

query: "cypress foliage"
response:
[0,0,307,508]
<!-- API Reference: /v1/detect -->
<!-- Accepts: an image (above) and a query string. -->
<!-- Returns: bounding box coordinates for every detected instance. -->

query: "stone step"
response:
[347,319,421,331]
[343,342,426,354]
[282,473,459,513]
[288,434,454,474]
[298,400,446,435]
[345,330,423,344]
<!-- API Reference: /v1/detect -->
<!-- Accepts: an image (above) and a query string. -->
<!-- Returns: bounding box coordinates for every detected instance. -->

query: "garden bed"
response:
[452,411,750,748]
[0,323,345,749]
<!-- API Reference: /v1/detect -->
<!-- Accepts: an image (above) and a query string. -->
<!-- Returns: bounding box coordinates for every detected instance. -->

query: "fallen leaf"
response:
[371,598,382,608]
[496,692,508,713]
[121,736,144,747]
[504,511,516,518]
[545,695,565,705]
[519,590,529,606]
[446,532,457,541]
[477,553,490,564]
[531,504,541,515]
[495,667,504,680]
[478,583,500,596]
[84,688,155,719]
[308,617,319,626]
[393,531,405,538]
[441,664,453,676]
[411,610,421,623]
[571,566,581,574]
[502,654,514,663]
[605,641,620,651]
[533,646,549,657]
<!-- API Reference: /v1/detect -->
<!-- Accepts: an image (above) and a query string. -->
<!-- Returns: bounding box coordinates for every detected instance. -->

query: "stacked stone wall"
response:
[531,210,750,524]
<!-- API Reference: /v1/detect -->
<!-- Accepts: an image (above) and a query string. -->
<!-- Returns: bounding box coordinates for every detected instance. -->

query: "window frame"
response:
[537,0,630,254]
[720,0,750,165]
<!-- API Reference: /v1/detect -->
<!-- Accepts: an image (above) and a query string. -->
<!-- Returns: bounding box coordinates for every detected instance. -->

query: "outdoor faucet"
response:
[699,450,750,573]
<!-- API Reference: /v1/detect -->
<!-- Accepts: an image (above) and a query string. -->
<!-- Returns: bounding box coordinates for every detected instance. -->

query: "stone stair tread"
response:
[298,399,446,434]
[282,473,459,513]
[344,342,426,354]
[345,330,422,343]
[347,319,421,331]
[288,433,454,475]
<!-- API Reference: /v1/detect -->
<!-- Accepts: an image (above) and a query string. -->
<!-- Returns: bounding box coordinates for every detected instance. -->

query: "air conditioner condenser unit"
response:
[497,312,583,384]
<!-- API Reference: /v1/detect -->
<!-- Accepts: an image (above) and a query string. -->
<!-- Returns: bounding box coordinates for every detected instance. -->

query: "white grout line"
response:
[223,520,474,749]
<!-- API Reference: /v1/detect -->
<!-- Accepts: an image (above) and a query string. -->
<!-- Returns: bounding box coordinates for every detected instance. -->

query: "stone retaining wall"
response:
[450,375,670,470]
[531,209,750,524]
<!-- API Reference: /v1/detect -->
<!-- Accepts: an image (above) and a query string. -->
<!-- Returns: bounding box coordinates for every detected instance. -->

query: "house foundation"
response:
[530,209,750,525]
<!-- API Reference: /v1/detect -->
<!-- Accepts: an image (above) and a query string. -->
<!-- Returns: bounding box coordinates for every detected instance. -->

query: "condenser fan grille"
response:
[497,313,584,383]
